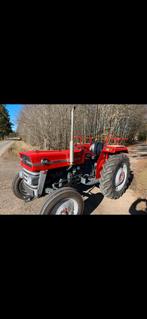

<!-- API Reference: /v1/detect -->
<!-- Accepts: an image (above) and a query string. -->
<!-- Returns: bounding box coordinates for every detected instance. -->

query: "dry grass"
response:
[2,141,36,160]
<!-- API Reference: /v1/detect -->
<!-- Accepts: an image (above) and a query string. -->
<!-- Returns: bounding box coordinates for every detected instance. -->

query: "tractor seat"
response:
[89,141,104,156]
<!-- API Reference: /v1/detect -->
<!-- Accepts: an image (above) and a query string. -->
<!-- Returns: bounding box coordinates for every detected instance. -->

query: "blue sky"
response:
[6,104,23,131]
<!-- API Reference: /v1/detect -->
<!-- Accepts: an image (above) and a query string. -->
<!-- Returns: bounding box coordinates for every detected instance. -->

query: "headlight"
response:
[21,155,32,167]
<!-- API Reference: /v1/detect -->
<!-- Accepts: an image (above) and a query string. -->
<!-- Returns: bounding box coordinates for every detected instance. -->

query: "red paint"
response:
[19,139,128,175]
[95,144,128,178]
[19,144,93,172]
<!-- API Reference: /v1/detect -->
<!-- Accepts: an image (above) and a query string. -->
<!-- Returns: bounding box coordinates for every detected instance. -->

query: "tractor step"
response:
[45,188,55,195]
[81,175,100,186]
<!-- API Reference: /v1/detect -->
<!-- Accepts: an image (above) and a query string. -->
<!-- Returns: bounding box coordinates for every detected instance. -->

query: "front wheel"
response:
[40,187,84,215]
[12,173,32,200]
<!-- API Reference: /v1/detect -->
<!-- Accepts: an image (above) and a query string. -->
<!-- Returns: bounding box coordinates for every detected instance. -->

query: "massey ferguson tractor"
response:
[12,107,131,215]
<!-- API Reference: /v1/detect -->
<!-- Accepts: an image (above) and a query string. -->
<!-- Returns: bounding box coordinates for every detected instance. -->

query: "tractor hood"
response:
[19,148,85,172]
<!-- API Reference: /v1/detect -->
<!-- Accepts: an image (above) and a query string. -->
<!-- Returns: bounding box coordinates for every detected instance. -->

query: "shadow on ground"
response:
[129,198,147,215]
[75,184,104,215]
[84,192,104,215]
[128,170,134,188]
[75,171,134,215]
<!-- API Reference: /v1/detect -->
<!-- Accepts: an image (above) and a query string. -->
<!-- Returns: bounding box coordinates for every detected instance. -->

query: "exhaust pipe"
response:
[70,106,76,165]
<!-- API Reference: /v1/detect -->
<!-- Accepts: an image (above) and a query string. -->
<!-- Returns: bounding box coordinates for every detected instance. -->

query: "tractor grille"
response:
[22,169,40,189]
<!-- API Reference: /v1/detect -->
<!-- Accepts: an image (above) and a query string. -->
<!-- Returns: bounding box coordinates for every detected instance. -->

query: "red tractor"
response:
[12,107,131,215]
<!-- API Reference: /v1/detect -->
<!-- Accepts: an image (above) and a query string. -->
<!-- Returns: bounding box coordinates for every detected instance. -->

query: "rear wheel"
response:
[12,173,31,200]
[40,187,84,215]
[99,153,131,199]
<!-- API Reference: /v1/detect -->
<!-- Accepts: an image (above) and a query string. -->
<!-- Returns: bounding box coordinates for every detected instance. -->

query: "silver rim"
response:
[19,180,30,197]
[52,198,79,215]
[115,163,128,192]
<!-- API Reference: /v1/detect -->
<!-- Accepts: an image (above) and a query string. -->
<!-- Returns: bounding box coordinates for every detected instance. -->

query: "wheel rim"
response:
[52,198,79,215]
[18,180,30,197]
[115,164,128,192]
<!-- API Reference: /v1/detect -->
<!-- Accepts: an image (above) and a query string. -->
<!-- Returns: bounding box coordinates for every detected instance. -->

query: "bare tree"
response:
[17,104,144,149]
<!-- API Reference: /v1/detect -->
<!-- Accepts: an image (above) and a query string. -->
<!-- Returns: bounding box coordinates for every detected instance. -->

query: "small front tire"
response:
[40,187,84,215]
[12,173,31,200]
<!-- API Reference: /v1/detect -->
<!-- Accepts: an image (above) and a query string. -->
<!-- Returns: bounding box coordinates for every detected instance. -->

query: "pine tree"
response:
[0,105,13,138]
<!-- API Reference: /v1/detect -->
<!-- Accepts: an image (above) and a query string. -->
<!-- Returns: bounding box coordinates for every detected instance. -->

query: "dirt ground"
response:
[0,140,14,156]
[0,142,147,215]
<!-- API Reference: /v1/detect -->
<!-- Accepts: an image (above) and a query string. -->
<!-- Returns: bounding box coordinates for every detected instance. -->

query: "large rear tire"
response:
[99,153,131,199]
[40,187,84,215]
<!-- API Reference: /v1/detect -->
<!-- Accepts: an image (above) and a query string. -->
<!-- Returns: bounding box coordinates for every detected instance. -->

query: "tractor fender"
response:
[95,146,128,179]
[102,145,128,154]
